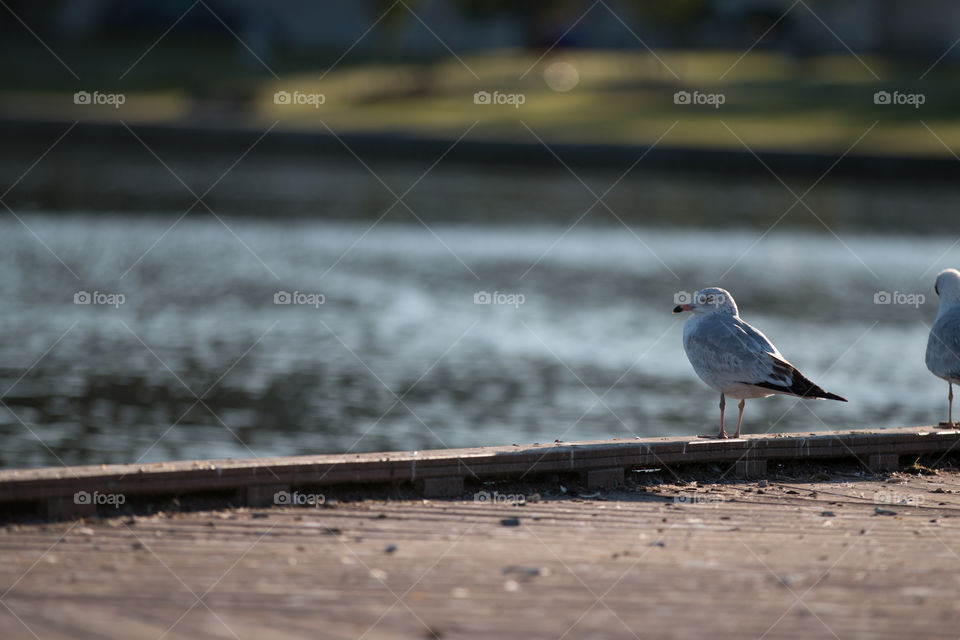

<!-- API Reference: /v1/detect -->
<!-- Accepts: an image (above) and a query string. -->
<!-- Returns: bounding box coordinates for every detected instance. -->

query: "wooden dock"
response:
[2,426,960,638]
[1,426,958,519]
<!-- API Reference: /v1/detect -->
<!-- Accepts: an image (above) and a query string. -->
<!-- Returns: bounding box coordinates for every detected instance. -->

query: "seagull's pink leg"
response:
[950,382,955,427]
[718,393,728,439]
[735,399,745,438]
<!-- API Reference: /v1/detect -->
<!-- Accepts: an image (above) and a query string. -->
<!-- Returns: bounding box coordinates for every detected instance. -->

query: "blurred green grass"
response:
[3,43,960,157]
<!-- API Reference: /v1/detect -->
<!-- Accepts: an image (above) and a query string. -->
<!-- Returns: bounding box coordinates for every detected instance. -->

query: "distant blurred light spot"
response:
[544,62,579,92]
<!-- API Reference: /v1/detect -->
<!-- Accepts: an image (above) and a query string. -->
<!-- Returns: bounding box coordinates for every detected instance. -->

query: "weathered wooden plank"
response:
[0,427,957,516]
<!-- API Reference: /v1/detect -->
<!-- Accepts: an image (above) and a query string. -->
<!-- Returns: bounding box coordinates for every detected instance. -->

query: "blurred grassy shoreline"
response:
[3,48,960,158]
[2,115,958,233]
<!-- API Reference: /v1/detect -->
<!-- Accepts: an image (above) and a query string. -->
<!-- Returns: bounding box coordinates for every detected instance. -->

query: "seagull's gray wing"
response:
[927,308,960,381]
[684,314,791,390]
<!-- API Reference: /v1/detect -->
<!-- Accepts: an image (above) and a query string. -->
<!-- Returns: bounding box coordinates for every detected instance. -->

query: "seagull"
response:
[925,268,960,427]
[673,287,847,438]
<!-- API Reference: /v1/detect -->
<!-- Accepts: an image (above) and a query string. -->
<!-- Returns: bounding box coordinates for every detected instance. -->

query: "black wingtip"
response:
[751,364,848,402]
[820,391,848,402]
[796,383,847,402]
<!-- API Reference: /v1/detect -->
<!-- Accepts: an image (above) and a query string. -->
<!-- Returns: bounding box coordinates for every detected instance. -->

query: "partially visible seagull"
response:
[673,287,847,438]
[926,268,960,427]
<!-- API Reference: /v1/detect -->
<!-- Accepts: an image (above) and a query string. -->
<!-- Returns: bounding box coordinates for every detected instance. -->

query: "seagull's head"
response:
[672,287,738,316]
[934,268,960,303]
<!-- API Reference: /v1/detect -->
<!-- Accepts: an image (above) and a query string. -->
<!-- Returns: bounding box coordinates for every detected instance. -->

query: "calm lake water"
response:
[0,213,955,468]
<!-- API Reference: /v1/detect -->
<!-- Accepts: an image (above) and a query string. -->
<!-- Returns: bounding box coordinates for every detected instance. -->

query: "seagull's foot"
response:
[718,430,729,439]
[700,432,729,439]
[938,421,958,428]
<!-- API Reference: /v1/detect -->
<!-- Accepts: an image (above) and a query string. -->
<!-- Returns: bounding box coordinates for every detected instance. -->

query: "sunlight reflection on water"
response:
[0,214,952,468]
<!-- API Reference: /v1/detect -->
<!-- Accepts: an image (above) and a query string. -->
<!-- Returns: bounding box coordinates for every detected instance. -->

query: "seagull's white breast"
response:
[927,305,960,384]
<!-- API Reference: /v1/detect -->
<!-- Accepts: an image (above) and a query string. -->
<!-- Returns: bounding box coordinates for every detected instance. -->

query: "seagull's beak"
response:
[672,304,692,314]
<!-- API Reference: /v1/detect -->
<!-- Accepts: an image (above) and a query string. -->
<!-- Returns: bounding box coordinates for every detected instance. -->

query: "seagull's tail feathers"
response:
[754,365,848,402]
